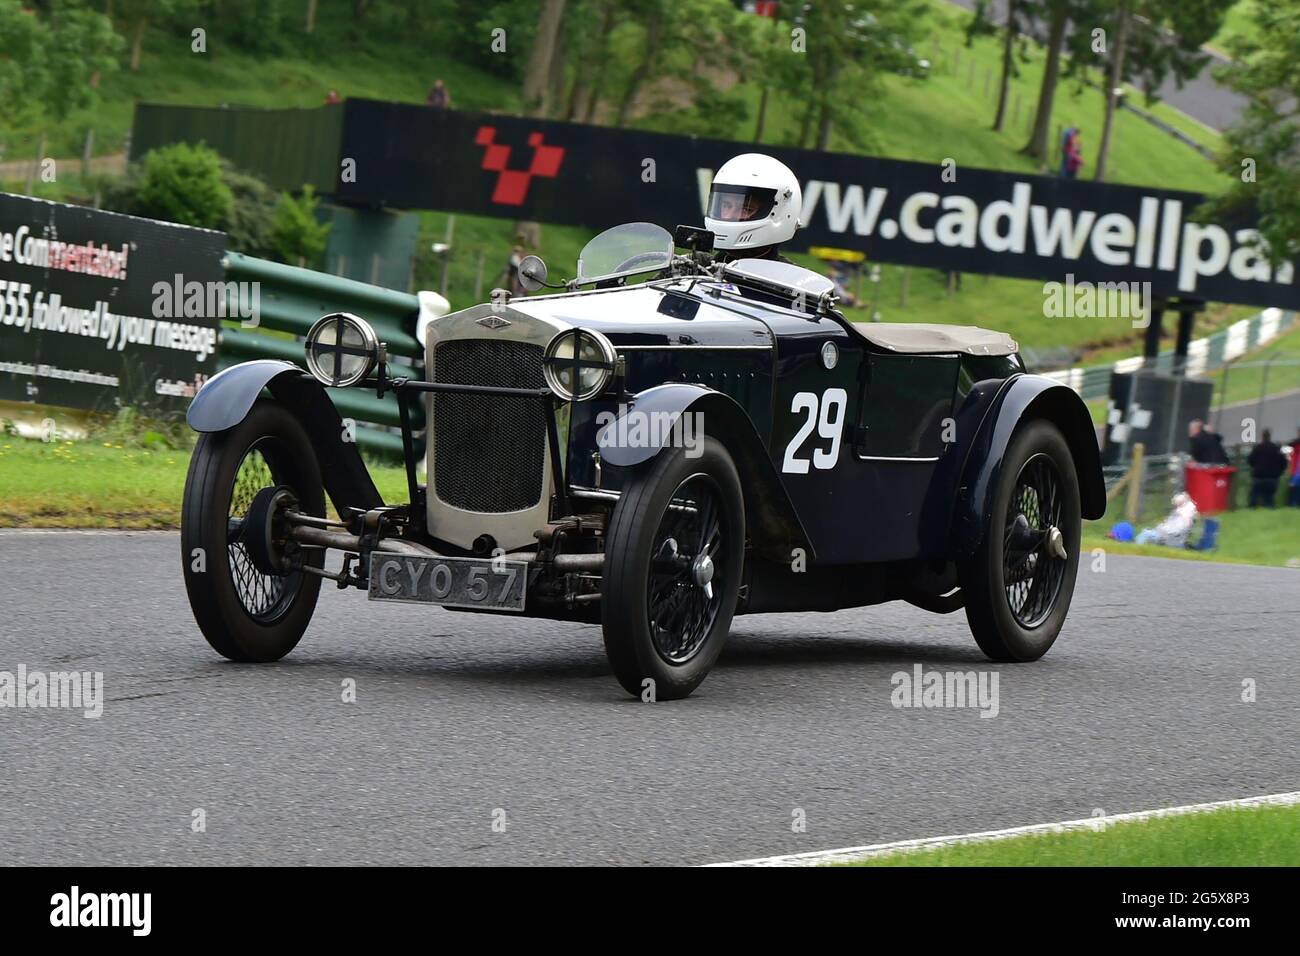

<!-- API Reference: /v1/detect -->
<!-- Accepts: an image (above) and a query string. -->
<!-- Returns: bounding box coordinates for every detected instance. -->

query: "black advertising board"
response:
[1102,371,1214,465]
[0,193,226,414]
[335,100,1298,311]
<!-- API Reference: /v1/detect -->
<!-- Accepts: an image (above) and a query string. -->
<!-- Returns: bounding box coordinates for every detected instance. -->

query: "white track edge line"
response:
[708,790,1300,867]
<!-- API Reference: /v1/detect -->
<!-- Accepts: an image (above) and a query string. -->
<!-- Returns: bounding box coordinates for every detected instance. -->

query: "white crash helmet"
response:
[704,153,803,252]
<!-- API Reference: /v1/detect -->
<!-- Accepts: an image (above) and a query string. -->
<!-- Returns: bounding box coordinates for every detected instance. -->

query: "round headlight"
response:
[305,312,379,387]
[543,328,616,402]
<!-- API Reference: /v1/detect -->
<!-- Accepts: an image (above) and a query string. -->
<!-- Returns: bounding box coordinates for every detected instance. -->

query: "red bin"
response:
[1184,464,1236,514]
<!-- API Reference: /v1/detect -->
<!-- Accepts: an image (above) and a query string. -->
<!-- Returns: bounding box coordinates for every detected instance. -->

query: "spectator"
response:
[427,78,451,109]
[827,264,860,307]
[1246,429,1287,507]
[324,89,342,105]
[499,245,525,295]
[1189,419,1229,465]
[1288,427,1300,507]
[1060,127,1083,179]
[1136,492,1198,548]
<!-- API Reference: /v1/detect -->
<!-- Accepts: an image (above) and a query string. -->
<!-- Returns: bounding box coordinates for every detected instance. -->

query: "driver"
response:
[704,153,803,263]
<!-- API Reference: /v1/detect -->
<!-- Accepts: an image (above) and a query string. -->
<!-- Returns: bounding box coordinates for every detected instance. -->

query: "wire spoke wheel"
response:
[1002,453,1067,628]
[646,475,724,664]
[226,440,298,623]
[183,400,325,663]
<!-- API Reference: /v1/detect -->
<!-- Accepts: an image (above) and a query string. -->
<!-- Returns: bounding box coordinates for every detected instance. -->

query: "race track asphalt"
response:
[1,530,1295,866]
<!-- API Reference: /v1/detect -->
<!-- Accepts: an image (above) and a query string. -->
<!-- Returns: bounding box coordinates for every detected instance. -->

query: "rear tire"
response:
[601,438,745,700]
[181,400,325,662]
[958,419,1081,662]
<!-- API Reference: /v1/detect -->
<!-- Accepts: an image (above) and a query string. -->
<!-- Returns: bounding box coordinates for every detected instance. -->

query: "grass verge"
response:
[4,433,1296,571]
[0,435,409,529]
[1084,499,1300,568]
[837,801,1300,866]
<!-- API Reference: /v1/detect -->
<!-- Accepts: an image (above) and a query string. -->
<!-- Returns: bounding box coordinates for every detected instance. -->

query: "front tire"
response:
[958,419,1082,662]
[601,438,745,700]
[181,399,325,662]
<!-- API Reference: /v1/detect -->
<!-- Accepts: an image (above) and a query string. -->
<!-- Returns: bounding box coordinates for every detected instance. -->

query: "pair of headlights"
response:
[304,312,617,402]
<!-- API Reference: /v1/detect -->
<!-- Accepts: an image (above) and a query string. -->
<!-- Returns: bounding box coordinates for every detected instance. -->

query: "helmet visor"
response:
[707,184,777,223]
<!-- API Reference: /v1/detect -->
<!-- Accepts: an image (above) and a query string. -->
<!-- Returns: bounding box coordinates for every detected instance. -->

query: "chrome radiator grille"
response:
[432,338,547,513]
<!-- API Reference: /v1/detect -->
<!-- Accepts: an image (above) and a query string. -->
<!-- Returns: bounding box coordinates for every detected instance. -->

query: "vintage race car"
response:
[182,222,1104,699]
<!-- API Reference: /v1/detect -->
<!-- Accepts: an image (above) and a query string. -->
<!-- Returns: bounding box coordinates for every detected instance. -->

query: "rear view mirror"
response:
[518,255,548,292]
[673,224,715,253]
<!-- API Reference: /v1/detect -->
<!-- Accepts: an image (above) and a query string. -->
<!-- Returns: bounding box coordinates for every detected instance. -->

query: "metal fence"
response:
[1211,359,1300,442]
[1102,451,1185,526]
[1042,308,1297,401]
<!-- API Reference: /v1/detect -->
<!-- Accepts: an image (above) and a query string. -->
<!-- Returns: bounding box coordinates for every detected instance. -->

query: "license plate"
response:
[368,553,527,611]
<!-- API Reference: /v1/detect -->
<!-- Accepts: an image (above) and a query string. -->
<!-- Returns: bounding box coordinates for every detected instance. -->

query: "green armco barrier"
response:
[215,341,424,430]
[220,326,421,376]
[352,426,408,459]
[222,252,422,357]
[220,327,303,364]
[215,254,432,459]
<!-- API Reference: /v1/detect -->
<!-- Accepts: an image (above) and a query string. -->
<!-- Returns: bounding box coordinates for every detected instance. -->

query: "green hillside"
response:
[0,0,1252,364]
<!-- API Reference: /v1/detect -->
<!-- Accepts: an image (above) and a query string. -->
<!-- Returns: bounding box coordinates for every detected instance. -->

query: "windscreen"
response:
[575,222,673,284]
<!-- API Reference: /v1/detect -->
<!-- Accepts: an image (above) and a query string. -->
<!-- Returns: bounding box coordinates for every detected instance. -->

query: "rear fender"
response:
[597,384,813,562]
[187,360,382,514]
[950,374,1105,558]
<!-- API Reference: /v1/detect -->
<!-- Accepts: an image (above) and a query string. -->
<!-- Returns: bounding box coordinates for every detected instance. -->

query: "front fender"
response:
[187,359,382,515]
[951,374,1105,558]
[187,360,303,432]
[597,383,813,561]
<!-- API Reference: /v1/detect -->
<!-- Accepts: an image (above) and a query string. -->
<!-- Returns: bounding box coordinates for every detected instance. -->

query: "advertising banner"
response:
[335,101,1297,311]
[0,193,226,414]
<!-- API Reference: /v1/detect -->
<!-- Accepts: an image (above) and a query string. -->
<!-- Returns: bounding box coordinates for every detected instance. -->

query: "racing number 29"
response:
[782,388,847,474]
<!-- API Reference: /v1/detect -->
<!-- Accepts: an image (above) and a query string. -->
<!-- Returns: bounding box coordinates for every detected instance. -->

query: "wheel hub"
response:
[1047,525,1068,560]
[1002,453,1069,628]
[242,485,298,575]
[691,552,715,600]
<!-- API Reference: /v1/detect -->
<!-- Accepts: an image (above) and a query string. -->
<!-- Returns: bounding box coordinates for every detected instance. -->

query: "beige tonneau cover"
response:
[846,321,1018,356]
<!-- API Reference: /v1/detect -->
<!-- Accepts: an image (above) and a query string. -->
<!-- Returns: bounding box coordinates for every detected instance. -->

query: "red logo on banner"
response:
[475,126,565,206]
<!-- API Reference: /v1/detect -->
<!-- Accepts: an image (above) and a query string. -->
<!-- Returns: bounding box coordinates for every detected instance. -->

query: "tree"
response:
[596,0,757,129]
[967,0,1041,133]
[220,162,281,259]
[135,142,233,228]
[1207,1,1300,266]
[1074,0,1228,181]
[112,0,191,72]
[0,1,53,130]
[614,7,663,126]
[562,0,622,121]
[521,0,567,117]
[40,6,121,121]
[0,0,120,166]
[794,0,928,151]
[1021,0,1078,164]
[270,186,332,266]
[1090,0,1132,181]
